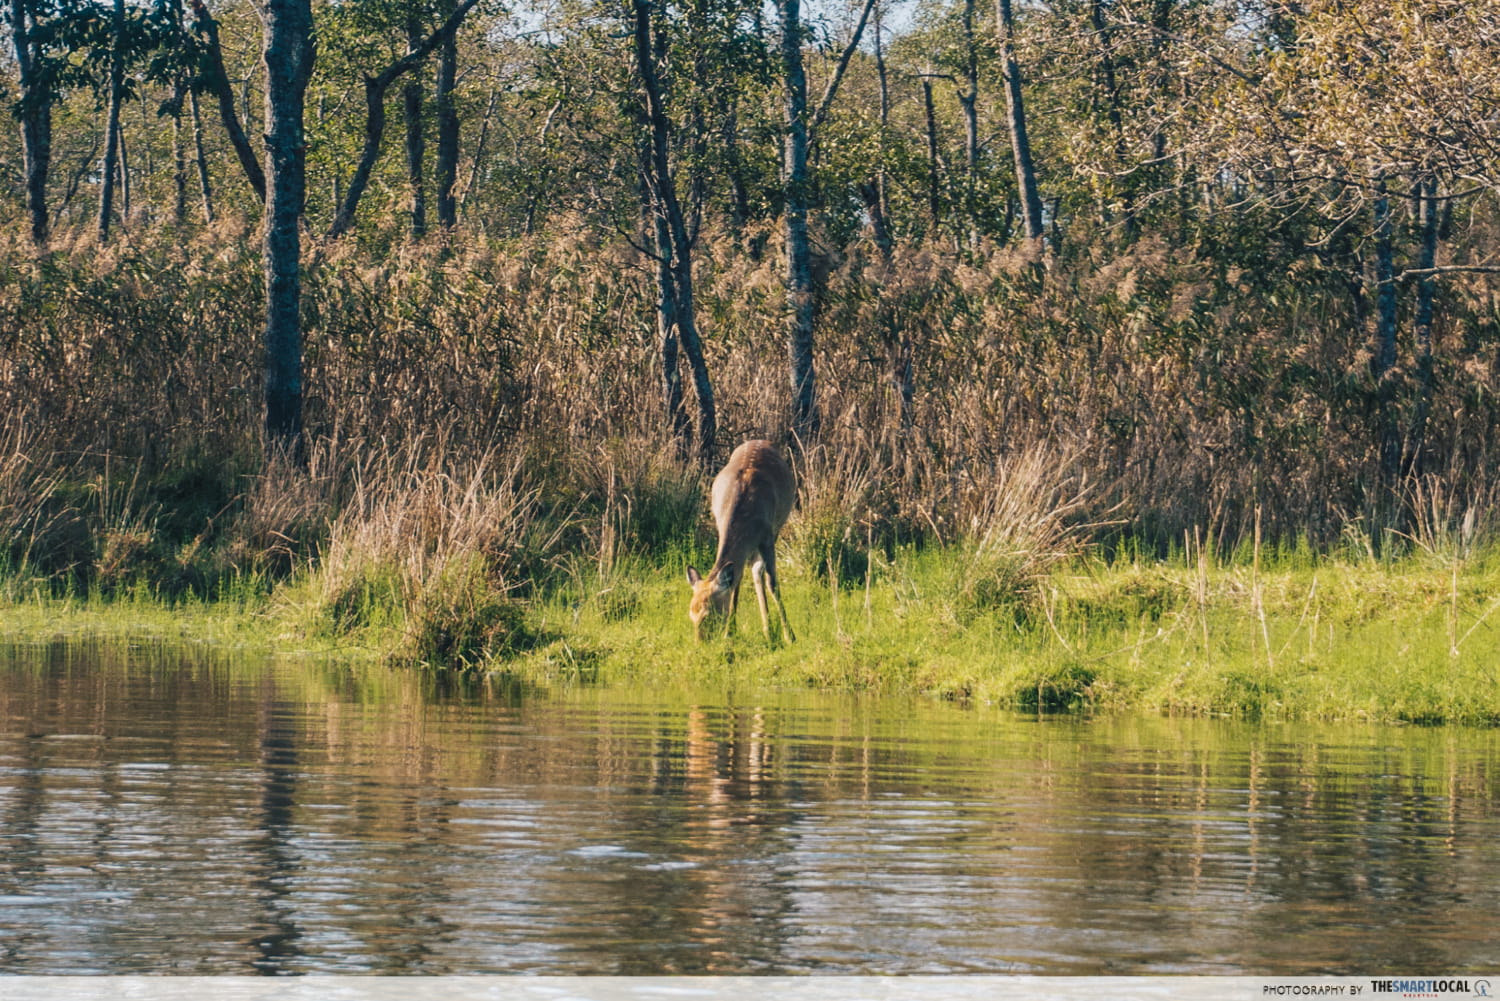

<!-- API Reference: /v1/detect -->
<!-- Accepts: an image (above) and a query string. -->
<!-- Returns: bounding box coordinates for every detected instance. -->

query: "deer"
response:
[686,440,797,643]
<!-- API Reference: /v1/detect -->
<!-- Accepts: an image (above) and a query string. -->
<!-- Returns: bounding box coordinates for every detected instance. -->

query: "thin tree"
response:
[997,0,1043,244]
[1370,174,1399,487]
[862,0,892,254]
[777,0,876,444]
[97,0,126,241]
[261,0,315,461]
[958,0,979,241]
[10,0,55,244]
[433,13,460,228]
[403,13,427,237]
[778,0,816,442]
[1089,0,1132,236]
[171,83,188,224]
[631,0,716,466]
[1407,175,1441,476]
[188,87,214,221]
[188,0,266,202]
[920,74,941,231]
[161,0,213,221]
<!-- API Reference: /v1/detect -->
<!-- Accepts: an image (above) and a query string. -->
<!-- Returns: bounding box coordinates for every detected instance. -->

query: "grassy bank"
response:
[6,534,1500,725]
[510,545,1500,725]
[5,404,1499,724]
[5,381,1498,724]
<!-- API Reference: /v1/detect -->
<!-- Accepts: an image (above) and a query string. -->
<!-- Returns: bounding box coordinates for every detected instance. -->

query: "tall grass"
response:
[0,417,82,592]
[6,219,1500,549]
[309,437,564,666]
[947,446,1099,618]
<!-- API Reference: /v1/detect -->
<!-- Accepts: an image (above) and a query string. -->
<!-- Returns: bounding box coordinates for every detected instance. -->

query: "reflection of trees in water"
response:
[249,686,302,972]
[0,720,51,970]
[439,700,805,973]
[245,668,469,974]
[2,645,1500,974]
[597,704,796,973]
[1027,721,1500,972]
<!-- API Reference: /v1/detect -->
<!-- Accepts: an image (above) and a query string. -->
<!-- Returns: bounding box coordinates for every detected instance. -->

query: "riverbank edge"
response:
[4,548,1498,726]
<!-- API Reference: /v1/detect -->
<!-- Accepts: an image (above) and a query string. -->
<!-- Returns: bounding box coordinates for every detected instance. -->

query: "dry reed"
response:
[4,214,1500,608]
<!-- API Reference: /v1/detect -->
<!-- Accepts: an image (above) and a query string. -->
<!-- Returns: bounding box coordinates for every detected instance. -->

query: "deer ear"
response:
[717,562,737,588]
[686,566,702,585]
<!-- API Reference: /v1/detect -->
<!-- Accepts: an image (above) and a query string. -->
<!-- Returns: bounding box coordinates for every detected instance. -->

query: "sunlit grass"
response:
[500,544,1500,725]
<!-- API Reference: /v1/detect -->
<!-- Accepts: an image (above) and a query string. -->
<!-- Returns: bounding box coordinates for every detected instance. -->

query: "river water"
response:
[1,640,1497,975]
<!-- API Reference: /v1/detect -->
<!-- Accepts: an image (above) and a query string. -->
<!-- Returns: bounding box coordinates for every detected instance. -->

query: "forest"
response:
[3,0,1500,701]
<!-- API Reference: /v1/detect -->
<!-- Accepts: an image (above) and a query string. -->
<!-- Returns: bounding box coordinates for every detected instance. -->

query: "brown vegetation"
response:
[3,212,1499,602]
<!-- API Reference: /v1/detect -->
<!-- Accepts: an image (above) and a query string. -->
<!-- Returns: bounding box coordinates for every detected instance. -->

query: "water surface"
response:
[1,641,1498,974]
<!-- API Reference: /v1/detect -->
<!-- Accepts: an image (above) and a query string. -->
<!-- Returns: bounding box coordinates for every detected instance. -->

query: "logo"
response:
[1370,981,1487,998]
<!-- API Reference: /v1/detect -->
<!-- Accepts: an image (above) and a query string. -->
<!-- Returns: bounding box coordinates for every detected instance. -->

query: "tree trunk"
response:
[863,11,911,434]
[172,85,189,225]
[189,87,215,222]
[922,77,941,233]
[118,122,131,220]
[434,27,459,229]
[100,0,125,245]
[12,0,53,245]
[998,0,1044,245]
[462,82,499,217]
[779,0,818,444]
[20,101,52,246]
[652,202,691,457]
[329,73,391,238]
[261,0,315,462]
[632,0,716,466]
[872,3,891,234]
[189,0,266,203]
[1091,0,1133,237]
[775,0,874,441]
[403,19,426,238]
[136,89,149,215]
[959,0,979,242]
[1407,176,1440,476]
[635,129,688,455]
[1371,177,1400,487]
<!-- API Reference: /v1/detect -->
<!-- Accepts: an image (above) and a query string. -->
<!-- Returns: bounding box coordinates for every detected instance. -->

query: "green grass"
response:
[5,542,1500,726]
[442,543,1500,725]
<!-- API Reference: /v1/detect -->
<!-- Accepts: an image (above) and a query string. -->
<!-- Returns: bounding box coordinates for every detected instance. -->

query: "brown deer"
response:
[686,440,797,643]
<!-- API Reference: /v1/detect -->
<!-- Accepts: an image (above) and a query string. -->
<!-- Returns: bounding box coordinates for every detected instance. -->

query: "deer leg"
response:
[726,580,740,637]
[751,560,772,640]
[761,545,796,643]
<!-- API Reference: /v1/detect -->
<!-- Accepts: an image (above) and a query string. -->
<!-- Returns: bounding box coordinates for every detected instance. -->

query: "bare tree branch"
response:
[809,0,878,137]
[1388,265,1500,284]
